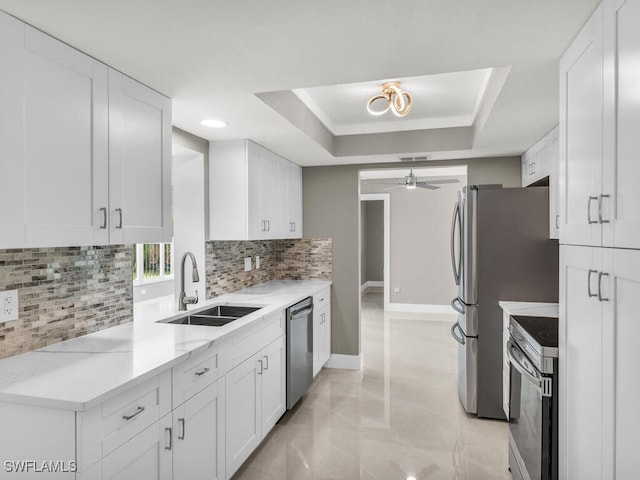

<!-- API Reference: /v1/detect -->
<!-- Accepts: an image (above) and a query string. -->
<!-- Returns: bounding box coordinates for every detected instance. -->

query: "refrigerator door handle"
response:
[451,297,466,314]
[450,321,466,345]
[451,200,461,285]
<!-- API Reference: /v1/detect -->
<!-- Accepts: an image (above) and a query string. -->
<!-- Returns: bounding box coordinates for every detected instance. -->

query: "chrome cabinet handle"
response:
[122,406,145,421]
[587,270,598,298]
[165,427,172,450]
[598,272,610,302]
[99,207,107,229]
[195,367,210,377]
[450,322,465,345]
[266,220,270,231]
[292,222,296,232]
[263,355,269,370]
[257,359,263,374]
[599,194,610,224]
[556,214,560,229]
[178,418,185,440]
[115,208,123,229]
[588,196,599,224]
[261,220,266,232]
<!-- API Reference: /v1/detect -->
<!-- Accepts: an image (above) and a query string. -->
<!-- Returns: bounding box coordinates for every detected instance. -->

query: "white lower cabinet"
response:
[560,245,640,479]
[173,381,225,480]
[225,336,285,479]
[313,287,332,377]
[97,415,173,480]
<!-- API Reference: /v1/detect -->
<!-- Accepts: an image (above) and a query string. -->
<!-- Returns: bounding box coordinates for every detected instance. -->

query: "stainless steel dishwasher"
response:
[286,297,313,409]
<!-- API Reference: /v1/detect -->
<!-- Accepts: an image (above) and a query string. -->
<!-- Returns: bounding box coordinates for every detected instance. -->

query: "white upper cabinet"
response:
[0,16,110,248]
[560,0,640,250]
[522,126,559,239]
[559,4,604,247]
[210,139,303,240]
[602,0,640,249]
[108,70,172,245]
[0,11,172,248]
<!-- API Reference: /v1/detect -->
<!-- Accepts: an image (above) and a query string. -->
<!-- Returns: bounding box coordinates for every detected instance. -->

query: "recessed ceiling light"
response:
[200,119,227,128]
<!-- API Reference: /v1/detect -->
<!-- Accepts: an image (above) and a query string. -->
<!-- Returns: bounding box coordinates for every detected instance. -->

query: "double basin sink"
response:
[159,304,262,327]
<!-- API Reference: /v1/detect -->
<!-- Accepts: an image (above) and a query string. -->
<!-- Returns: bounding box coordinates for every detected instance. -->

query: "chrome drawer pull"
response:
[99,207,107,229]
[598,272,610,302]
[122,406,145,421]
[178,418,185,440]
[587,270,598,298]
[263,355,269,370]
[195,367,210,377]
[587,196,599,224]
[598,194,610,224]
[115,208,123,229]
[258,359,263,374]
[165,427,172,450]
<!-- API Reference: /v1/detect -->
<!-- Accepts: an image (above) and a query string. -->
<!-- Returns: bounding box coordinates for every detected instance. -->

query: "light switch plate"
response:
[0,289,19,324]
[255,256,260,269]
[244,257,252,272]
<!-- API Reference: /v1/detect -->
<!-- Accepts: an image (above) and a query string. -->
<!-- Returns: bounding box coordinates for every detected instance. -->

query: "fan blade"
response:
[416,178,460,185]
[416,184,440,190]
[383,185,403,191]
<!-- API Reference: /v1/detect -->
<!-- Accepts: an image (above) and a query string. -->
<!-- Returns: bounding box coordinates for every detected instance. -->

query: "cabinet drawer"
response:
[229,310,284,370]
[313,287,331,310]
[78,370,171,471]
[173,342,221,407]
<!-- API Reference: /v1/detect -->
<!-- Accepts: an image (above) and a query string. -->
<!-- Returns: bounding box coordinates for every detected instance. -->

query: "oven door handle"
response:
[506,339,542,394]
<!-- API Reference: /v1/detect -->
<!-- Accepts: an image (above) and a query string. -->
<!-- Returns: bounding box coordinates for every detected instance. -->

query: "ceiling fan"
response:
[382,170,460,191]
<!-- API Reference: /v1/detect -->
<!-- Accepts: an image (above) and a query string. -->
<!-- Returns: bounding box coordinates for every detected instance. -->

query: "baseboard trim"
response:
[325,354,362,370]
[360,280,384,292]
[386,302,456,315]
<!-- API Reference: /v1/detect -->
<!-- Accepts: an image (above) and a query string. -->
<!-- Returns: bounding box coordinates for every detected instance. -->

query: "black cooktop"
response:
[512,315,558,349]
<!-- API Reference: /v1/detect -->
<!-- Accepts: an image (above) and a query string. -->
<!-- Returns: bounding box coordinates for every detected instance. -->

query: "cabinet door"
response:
[101,414,172,480]
[601,248,640,479]
[312,308,321,377]
[247,141,267,240]
[318,308,331,369]
[225,353,261,478]
[559,5,604,247]
[109,69,172,245]
[265,153,288,239]
[287,162,303,238]
[0,21,110,248]
[559,245,604,480]
[261,336,285,436]
[602,0,640,249]
[550,129,560,239]
[173,381,225,480]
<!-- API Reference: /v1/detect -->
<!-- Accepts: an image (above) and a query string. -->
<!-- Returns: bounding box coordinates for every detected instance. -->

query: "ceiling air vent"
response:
[399,156,429,162]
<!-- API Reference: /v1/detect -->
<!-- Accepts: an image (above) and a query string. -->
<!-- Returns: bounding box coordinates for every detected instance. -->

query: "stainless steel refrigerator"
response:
[449,185,558,419]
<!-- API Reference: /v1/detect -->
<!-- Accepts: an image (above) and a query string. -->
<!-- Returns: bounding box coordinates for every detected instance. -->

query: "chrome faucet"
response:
[178,251,200,311]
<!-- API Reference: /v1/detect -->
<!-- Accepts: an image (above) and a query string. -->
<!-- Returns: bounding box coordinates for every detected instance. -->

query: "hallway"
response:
[233,288,510,480]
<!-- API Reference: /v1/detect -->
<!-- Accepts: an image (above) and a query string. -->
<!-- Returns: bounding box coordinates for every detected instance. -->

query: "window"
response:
[133,243,174,284]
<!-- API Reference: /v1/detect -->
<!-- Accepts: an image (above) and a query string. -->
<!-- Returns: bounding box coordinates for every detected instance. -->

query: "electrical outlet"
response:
[393,287,401,293]
[255,256,260,269]
[0,289,19,324]
[244,257,252,272]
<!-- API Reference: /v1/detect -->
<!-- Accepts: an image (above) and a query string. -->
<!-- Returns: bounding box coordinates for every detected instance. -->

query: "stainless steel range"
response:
[507,315,558,480]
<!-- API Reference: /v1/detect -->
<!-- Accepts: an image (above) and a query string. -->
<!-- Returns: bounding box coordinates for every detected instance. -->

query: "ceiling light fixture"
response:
[367,81,412,117]
[200,119,227,128]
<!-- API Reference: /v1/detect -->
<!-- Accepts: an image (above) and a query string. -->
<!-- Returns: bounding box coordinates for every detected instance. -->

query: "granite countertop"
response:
[0,280,331,412]
[498,300,559,318]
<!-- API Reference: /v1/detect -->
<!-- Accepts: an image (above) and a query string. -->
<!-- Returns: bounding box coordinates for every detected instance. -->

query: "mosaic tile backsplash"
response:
[206,238,332,298]
[0,246,133,359]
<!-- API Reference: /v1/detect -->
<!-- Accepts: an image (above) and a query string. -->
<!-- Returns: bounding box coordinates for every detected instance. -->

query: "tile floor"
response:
[232,288,511,480]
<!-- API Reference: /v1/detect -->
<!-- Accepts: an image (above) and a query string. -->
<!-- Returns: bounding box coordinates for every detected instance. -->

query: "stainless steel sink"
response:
[195,305,261,318]
[159,304,262,327]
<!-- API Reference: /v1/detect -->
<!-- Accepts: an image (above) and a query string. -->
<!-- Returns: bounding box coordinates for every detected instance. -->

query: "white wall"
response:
[173,147,206,304]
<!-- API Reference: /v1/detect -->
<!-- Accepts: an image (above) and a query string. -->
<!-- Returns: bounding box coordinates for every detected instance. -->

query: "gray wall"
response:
[362,201,384,284]
[362,176,464,305]
[303,156,521,357]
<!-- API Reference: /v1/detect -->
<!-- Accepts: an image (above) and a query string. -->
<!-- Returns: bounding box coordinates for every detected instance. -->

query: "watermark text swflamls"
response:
[3,460,77,473]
